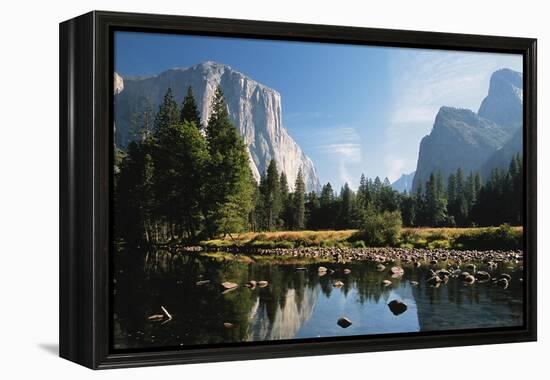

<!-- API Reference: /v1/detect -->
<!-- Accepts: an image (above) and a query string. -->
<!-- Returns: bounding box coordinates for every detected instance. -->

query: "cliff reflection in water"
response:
[112,249,523,350]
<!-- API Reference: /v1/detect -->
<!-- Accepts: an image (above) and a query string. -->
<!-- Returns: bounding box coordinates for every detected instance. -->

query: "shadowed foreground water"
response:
[112,250,523,350]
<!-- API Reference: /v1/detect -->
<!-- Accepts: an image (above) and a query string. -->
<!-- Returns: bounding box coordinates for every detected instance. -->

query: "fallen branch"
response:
[160,305,173,324]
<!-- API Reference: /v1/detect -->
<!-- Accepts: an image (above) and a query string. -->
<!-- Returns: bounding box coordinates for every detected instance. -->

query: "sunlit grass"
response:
[200,226,523,251]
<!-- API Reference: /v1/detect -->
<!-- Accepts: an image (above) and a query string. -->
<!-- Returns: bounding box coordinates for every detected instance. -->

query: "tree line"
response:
[115,87,523,246]
[401,155,522,228]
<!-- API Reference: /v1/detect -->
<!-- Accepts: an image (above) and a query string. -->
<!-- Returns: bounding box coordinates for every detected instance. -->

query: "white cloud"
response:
[311,126,362,186]
[384,154,407,183]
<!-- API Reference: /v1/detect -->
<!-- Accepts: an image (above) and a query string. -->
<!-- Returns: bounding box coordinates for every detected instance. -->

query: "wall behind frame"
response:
[0,0,546,378]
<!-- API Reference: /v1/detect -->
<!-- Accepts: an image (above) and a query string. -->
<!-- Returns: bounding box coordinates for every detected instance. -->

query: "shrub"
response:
[428,239,451,250]
[356,209,402,247]
[319,239,337,247]
[352,240,366,248]
[453,224,522,250]
[401,229,422,244]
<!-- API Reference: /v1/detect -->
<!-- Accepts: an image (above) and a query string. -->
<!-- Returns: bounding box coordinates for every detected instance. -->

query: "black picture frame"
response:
[59,10,537,369]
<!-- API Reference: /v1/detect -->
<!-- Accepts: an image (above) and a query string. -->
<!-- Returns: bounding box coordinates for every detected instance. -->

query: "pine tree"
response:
[154,88,179,137]
[378,177,400,212]
[129,98,154,141]
[172,120,208,240]
[279,172,292,229]
[337,183,351,228]
[447,173,457,204]
[319,182,335,229]
[357,173,369,209]
[450,167,468,226]
[305,191,320,229]
[204,86,255,237]
[292,168,306,230]
[151,88,184,240]
[400,194,416,226]
[414,182,425,226]
[180,86,202,128]
[115,141,155,244]
[260,159,282,230]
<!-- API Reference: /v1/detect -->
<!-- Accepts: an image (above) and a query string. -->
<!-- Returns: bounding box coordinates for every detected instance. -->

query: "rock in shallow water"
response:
[475,271,491,282]
[388,300,408,316]
[337,317,352,328]
[390,266,404,276]
[463,275,476,284]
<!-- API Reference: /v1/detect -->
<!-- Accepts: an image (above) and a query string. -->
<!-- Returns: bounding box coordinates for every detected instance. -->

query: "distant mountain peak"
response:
[478,68,523,129]
[412,68,523,191]
[391,171,415,193]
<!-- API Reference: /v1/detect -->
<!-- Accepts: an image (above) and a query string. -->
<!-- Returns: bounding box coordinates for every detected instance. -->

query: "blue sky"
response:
[115,32,522,190]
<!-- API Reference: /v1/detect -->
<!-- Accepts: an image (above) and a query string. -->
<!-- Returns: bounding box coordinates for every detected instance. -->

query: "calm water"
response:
[112,250,523,350]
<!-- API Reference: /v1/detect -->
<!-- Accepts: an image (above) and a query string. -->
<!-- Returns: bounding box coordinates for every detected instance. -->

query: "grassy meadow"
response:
[201,225,523,251]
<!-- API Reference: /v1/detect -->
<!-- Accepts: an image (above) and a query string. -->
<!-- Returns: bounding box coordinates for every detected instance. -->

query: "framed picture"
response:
[59,11,537,369]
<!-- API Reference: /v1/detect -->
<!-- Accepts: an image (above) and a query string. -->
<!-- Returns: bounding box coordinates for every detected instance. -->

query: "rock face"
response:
[478,68,523,130]
[412,68,523,190]
[114,61,320,192]
[480,127,522,179]
[113,72,124,95]
[391,171,415,193]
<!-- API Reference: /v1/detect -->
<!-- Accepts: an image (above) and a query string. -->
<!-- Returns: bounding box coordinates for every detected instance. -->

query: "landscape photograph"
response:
[112,31,525,350]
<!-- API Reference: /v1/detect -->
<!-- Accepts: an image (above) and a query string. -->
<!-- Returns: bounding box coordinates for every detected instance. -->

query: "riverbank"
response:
[200,225,523,251]
[184,246,522,265]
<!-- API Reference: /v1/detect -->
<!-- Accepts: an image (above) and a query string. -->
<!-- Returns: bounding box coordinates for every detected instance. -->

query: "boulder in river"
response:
[343,268,351,275]
[388,300,408,316]
[333,280,344,287]
[196,280,211,286]
[382,280,392,287]
[337,317,352,328]
[318,266,328,273]
[475,271,491,282]
[376,264,386,271]
[223,322,234,328]
[463,275,476,284]
[389,266,404,276]
[245,280,257,288]
[436,269,451,280]
[496,278,509,289]
[257,280,269,287]
[458,272,471,281]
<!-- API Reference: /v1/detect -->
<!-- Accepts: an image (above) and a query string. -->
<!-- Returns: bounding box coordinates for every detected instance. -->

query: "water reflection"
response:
[112,249,523,350]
